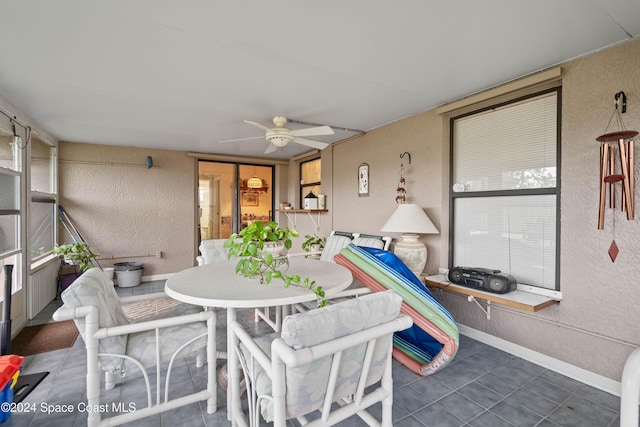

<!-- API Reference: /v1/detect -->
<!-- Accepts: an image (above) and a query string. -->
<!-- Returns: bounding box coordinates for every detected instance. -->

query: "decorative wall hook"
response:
[395,152,411,203]
[615,91,627,113]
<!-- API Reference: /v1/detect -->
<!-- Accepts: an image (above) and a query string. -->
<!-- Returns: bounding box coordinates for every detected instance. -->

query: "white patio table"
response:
[164,257,353,426]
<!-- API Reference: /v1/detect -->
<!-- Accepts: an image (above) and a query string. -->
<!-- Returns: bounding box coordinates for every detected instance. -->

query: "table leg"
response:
[227,307,239,424]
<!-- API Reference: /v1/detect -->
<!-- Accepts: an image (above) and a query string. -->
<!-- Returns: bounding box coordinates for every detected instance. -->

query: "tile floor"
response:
[5,280,627,427]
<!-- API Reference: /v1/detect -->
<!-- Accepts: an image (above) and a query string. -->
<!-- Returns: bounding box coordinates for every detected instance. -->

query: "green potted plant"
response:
[52,242,99,273]
[302,234,326,253]
[224,221,327,307]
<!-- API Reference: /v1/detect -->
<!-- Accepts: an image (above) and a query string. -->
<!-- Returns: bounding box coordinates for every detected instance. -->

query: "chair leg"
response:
[380,353,394,427]
[105,371,115,390]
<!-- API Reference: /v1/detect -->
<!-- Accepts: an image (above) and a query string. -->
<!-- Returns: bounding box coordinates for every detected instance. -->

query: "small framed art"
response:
[358,163,369,197]
[241,191,259,206]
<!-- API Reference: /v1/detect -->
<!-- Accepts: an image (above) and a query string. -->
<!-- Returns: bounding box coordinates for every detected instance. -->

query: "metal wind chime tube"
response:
[597,130,637,229]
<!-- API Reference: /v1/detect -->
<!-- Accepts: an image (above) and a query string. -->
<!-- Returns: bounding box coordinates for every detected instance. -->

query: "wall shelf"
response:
[423,274,559,315]
[276,209,328,231]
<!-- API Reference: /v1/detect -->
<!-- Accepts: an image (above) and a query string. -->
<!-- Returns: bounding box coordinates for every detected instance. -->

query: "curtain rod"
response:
[0,108,29,130]
[287,118,365,135]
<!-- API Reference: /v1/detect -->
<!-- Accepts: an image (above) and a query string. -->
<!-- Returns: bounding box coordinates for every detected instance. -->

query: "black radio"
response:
[447,267,517,294]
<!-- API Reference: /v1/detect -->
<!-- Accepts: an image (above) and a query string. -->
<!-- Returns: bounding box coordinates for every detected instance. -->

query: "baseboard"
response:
[458,324,621,397]
[141,273,172,282]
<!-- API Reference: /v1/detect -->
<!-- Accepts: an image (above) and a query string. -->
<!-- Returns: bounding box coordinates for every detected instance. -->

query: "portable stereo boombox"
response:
[447,267,517,294]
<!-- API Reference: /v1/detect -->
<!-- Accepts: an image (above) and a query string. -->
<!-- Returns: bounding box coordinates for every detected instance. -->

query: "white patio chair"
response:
[52,268,216,427]
[196,238,229,266]
[287,232,393,315]
[254,232,354,330]
[231,290,412,427]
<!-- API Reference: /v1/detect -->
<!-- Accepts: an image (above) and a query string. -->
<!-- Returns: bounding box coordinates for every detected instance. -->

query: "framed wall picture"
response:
[241,191,259,206]
[358,163,369,197]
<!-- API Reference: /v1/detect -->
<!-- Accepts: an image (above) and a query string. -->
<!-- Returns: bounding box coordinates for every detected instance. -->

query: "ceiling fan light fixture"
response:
[266,129,294,147]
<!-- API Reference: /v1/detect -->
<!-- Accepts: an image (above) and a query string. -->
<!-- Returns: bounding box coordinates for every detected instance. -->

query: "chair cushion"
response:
[319,235,352,262]
[198,239,229,265]
[61,268,130,373]
[126,302,208,369]
[280,290,402,349]
[251,291,403,421]
[352,236,385,250]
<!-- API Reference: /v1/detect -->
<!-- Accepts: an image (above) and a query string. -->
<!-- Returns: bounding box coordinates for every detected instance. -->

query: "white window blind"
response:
[452,91,559,290]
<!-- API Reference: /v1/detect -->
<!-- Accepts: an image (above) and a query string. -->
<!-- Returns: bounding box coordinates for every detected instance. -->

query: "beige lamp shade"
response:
[381,204,438,234]
[381,204,438,275]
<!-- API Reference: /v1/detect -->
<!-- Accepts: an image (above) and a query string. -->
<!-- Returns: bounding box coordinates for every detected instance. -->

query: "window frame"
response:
[299,157,321,205]
[448,87,562,292]
[29,133,57,263]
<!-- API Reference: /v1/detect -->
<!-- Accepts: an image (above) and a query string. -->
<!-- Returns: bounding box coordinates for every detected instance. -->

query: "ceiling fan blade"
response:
[218,136,265,143]
[264,144,278,154]
[244,120,270,131]
[293,137,329,150]
[291,125,334,137]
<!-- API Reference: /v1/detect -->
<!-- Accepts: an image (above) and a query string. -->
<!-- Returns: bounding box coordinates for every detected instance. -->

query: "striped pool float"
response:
[335,244,458,376]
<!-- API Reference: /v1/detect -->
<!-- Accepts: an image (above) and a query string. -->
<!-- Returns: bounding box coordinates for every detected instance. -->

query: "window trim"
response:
[448,87,562,292]
[299,157,321,204]
[29,133,57,265]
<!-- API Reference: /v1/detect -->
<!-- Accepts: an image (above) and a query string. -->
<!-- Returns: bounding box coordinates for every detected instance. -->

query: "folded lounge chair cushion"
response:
[335,244,459,376]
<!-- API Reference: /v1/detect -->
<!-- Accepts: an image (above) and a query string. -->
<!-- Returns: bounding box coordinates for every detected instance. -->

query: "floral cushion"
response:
[61,268,130,373]
[197,239,229,265]
[61,268,208,376]
[249,290,403,421]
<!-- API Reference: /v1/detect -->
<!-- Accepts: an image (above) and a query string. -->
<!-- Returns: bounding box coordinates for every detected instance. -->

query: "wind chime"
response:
[596,91,637,262]
[395,152,411,203]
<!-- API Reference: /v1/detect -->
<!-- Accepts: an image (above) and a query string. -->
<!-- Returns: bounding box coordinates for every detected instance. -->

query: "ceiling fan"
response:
[220,116,334,154]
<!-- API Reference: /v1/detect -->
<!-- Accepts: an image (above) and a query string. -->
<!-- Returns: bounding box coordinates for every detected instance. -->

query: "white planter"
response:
[262,241,286,256]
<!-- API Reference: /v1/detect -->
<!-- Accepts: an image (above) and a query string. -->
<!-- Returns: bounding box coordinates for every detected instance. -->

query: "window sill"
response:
[423,274,559,312]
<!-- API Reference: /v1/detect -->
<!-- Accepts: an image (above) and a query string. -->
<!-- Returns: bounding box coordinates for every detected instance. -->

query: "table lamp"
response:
[381,203,439,275]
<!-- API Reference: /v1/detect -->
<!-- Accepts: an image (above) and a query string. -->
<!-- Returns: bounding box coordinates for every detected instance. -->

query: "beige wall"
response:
[330,110,444,273]
[53,39,640,382]
[322,39,640,382]
[58,143,195,276]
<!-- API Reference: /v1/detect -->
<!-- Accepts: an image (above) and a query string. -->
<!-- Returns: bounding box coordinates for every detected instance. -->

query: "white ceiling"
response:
[0,1,639,159]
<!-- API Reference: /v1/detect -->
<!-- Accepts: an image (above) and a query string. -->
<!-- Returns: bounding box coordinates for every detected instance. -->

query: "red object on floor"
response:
[0,354,24,422]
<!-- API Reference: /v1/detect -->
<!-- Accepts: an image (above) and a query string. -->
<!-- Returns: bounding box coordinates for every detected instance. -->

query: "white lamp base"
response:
[393,233,427,276]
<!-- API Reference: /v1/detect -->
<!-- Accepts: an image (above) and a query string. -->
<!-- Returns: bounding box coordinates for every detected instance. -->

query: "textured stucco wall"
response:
[329,39,640,381]
[55,39,640,381]
[58,142,195,276]
[331,111,444,274]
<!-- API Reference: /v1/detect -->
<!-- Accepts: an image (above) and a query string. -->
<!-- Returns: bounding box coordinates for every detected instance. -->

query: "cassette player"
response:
[447,267,517,294]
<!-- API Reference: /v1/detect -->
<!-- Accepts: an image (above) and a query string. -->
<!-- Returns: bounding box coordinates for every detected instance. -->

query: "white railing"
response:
[28,259,58,318]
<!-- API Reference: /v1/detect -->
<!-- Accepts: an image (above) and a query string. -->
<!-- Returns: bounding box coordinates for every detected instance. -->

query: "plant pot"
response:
[262,241,286,256]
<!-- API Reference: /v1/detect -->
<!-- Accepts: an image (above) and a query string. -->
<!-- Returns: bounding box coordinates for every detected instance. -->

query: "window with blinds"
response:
[451,89,560,290]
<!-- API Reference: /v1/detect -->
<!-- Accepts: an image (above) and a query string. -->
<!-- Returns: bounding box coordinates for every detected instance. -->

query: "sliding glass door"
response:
[197,160,274,243]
